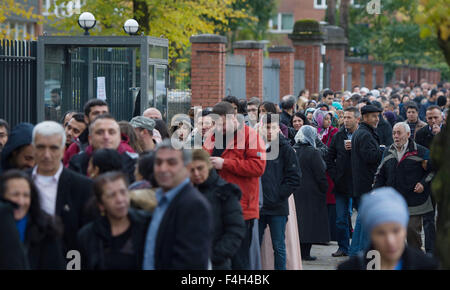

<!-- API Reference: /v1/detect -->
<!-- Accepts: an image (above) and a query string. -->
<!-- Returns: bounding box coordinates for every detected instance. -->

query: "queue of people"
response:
[0,79,448,270]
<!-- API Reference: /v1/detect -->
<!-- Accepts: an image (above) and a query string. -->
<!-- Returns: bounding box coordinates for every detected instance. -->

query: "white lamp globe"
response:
[78,12,96,30]
[123,19,139,35]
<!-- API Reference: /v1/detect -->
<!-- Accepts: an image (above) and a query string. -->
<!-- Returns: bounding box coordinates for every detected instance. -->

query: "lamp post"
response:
[123,19,139,35]
[78,12,96,35]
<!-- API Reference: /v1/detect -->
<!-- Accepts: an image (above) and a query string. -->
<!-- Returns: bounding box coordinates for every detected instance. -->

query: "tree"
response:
[414,0,450,66]
[0,0,43,40]
[51,0,251,68]
[431,116,450,269]
[339,0,350,47]
[224,0,277,43]
[347,0,448,79]
[326,0,336,25]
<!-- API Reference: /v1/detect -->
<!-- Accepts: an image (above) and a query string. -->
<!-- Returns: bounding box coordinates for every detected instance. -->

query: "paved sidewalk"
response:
[302,241,349,270]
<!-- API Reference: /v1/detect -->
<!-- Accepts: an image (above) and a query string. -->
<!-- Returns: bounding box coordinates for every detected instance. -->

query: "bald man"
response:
[143,108,162,120]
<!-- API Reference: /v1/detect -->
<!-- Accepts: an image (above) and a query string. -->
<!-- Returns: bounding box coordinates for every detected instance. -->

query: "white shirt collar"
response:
[32,162,64,182]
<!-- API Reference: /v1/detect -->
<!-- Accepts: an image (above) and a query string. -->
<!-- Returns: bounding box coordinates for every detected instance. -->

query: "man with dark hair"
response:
[350,94,361,107]
[63,99,109,166]
[142,140,212,269]
[258,113,300,269]
[372,101,394,146]
[416,105,445,149]
[45,88,62,121]
[352,85,360,94]
[203,101,266,270]
[0,119,9,154]
[247,97,261,128]
[419,89,438,121]
[405,102,427,139]
[64,113,87,149]
[415,105,444,255]
[69,114,137,182]
[325,107,360,257]
[0,123,35,173]
[349,105,385,256]
[323,90,335,107]
[223,96,239,114]
[280,95,296,128]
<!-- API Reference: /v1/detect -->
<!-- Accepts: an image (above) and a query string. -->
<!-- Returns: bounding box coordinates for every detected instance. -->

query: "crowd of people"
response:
[0,79,448,270]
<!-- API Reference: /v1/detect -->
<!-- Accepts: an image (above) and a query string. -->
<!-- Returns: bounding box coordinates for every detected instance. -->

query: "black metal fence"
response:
[0,40,37,128]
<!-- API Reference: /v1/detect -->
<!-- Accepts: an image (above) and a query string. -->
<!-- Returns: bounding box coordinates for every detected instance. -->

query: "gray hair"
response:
[155,138,192,165]
[393,122,411,135]
[32,121,66,148]
[281,95,296,110]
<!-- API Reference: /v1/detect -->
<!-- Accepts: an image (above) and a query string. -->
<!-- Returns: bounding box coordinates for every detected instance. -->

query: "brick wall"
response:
[293,44,321,94]
[190,35,227,107]
[326,47,345,91]
[233,41,264,99]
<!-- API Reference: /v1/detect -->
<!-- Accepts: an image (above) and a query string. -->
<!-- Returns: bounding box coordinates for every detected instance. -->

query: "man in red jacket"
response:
[203,102,266,269]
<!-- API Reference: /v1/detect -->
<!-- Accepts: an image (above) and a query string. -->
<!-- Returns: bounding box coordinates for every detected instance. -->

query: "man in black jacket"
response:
[258,114,300,270]
[142,139,212,270]
[326,107,360,257]
[374,122,434,251]
[280,95,296,128]
[372,101,393,146]
[349,105,384,256]
[415,105,445,149]
[31,121,93,257]
[69,114,138,183]
[414,105,444,254]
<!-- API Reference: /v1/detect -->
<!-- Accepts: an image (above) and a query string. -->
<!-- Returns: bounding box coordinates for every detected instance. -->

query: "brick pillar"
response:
[268,46,294,99]
[233,41,264,99]
[324,25,347,92]
[289,35,324,95]
[190,34,227,107]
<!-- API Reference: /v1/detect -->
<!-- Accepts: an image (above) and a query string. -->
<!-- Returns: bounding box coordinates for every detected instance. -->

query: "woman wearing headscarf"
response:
[313,110,339,242]
[338,187,439,270]
[293,126,329,260]
[170,114,193,148]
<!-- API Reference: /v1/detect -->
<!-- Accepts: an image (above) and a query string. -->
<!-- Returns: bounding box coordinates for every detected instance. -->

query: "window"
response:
[268,13,294,33]
[281,14,294,31]
[314,0,327,9]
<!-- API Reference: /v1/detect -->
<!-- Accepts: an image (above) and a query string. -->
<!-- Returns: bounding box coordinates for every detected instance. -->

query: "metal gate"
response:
[0,40,37,127]
[372,67,377,89]
[294,60,305,96]
[49,46,134,122]
[225,54,246,99]
[360,66,365,87]
[263,58,280,103]
[346,66,352,91]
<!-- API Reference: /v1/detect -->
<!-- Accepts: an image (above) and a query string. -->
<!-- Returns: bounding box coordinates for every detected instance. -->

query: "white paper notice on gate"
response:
[97,77,106,100]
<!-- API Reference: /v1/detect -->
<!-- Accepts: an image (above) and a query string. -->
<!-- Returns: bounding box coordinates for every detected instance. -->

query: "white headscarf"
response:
[294,125,317,148]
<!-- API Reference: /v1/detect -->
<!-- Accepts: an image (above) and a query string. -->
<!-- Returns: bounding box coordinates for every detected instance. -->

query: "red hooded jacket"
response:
[203,124,266,220]
[63,133,135,167]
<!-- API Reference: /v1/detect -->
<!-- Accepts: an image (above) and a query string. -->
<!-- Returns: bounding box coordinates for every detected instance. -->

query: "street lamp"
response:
[78,12,96,35]
[123,19,139,35]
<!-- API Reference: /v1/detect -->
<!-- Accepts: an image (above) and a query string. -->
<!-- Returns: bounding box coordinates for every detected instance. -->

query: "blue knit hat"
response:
[360,187,409,234]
